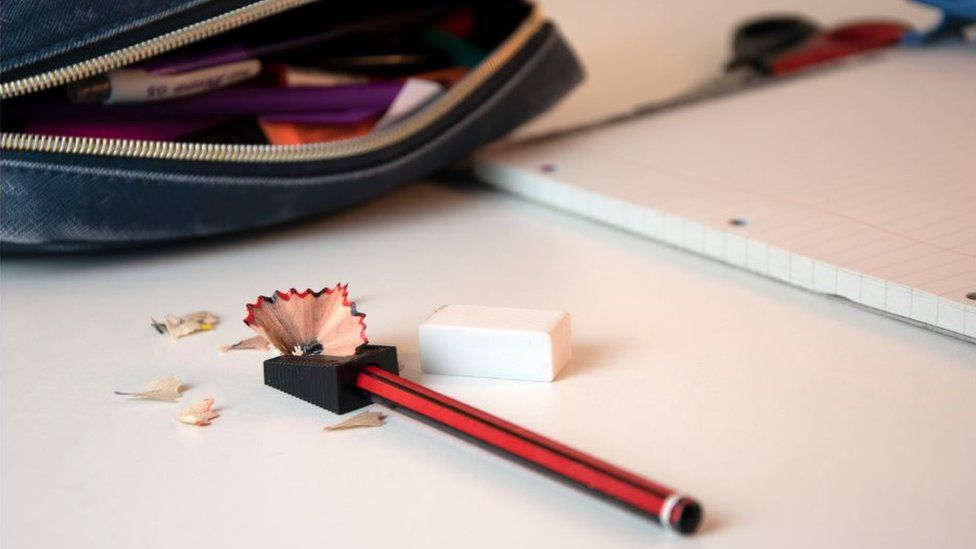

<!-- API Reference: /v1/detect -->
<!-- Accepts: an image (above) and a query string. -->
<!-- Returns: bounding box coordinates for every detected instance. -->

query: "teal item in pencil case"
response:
[422,28,488,67]
[904,0,976,43]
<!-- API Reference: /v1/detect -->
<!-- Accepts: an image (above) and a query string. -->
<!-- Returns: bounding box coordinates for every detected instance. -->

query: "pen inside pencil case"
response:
[1,2,507,146]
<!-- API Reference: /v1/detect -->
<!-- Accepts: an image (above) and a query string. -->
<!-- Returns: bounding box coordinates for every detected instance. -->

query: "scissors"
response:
[632,15,910,116]
[524,14,911,142]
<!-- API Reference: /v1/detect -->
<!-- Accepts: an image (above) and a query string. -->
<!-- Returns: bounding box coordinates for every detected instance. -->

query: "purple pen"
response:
[143,44,252,75]
[15,82,404,121]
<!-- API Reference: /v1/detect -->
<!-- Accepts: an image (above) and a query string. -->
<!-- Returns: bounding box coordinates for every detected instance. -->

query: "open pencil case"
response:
[0,0,583,252]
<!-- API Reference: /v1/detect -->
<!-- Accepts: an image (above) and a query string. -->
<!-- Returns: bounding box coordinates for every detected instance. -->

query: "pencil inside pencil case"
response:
[0,0,583,251]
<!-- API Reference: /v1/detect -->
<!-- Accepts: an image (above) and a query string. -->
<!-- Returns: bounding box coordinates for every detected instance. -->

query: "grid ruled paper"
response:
[474,44,976,342]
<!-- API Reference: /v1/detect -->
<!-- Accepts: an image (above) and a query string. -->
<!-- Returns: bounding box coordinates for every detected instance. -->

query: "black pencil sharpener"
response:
[263,344,399,414]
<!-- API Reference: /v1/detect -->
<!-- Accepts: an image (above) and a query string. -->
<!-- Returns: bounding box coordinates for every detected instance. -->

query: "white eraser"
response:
[419,304,572,382]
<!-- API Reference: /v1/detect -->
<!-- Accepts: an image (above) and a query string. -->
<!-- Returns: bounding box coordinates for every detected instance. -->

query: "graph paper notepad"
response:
[474,44,976,342]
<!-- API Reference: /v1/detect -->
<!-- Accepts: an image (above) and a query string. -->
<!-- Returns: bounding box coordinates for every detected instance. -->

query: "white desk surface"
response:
[2,182,974,548]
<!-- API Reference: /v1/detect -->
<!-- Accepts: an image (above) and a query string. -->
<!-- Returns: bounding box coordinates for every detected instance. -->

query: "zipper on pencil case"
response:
[0,0,544,163]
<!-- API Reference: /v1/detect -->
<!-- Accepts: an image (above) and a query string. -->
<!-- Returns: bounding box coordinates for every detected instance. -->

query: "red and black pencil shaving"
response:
[245,287,702,534]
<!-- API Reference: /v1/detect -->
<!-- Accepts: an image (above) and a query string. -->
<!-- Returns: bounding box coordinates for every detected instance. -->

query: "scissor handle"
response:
[769,21,909,75]
[726,15,821,72]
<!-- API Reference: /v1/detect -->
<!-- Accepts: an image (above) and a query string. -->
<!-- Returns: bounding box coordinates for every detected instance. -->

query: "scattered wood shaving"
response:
[178,398,219,426]
[115,375,183,401]
[324,410,387,431]
[151,311,219,339]
[219,335,271,354]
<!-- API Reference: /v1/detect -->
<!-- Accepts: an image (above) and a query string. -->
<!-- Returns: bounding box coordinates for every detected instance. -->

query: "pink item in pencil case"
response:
[24,118,227,141]
[257,108,382,124]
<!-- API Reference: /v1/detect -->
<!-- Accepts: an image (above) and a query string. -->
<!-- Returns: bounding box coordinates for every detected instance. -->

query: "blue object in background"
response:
[904,0,976,43]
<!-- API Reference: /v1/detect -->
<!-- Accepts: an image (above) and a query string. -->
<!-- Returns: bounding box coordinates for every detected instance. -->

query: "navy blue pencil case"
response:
[0,0,583,252]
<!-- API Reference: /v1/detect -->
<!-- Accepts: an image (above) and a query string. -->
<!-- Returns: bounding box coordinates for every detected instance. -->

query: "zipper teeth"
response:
[0,0,317,98]
[0,7,543,163]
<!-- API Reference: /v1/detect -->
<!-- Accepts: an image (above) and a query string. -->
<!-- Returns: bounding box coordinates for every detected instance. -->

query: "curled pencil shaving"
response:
[219,335,271,354]
[178,398,219,426]
[244,284,367,357]
[152,311,219,339]
[324,411,387,431]
[115,375,183,401]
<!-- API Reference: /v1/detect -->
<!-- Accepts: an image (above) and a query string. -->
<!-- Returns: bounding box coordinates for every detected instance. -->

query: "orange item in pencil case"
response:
[257,117,378,145]
[412,66,469,88]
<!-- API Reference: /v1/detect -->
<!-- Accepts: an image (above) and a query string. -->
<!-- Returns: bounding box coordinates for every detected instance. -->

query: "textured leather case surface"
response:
[0,2,583,252]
